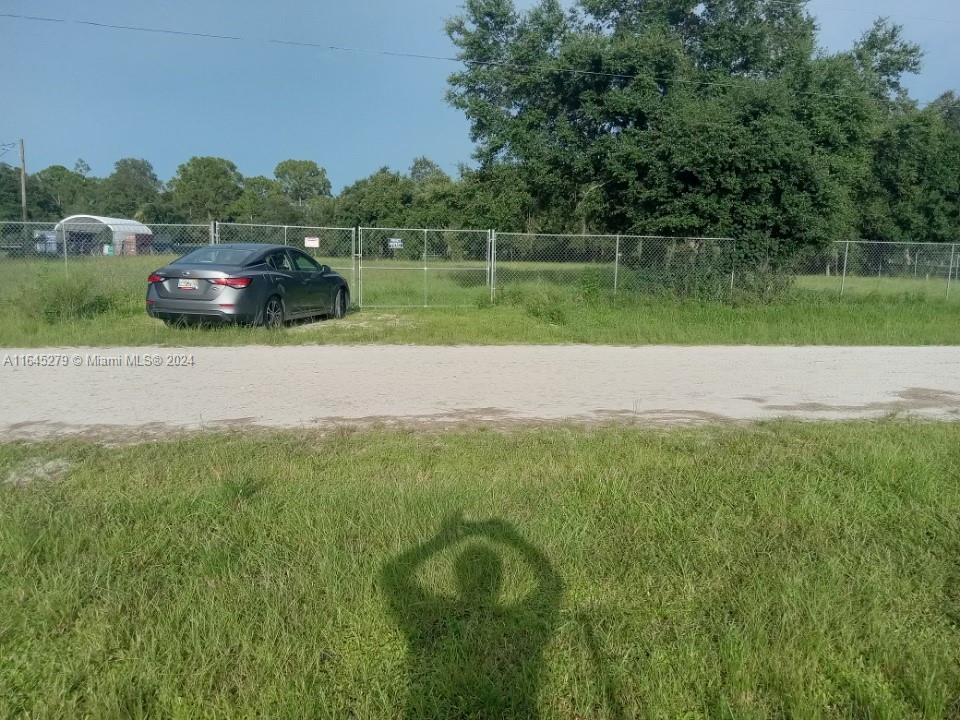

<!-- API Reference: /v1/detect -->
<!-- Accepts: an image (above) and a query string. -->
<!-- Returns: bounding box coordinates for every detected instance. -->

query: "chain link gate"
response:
[358,227,492,308]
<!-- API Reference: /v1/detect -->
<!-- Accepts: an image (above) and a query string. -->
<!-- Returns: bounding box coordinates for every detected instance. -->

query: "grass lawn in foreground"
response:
[1,256,959,346]
[1,422,959,717]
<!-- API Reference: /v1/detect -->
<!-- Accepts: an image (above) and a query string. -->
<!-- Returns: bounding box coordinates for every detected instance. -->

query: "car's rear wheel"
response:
[333,288,347,319]
[262,296,285,329]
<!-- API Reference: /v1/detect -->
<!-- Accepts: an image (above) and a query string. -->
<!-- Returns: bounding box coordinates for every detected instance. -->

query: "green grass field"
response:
[2,422,958,717]
[1,256,959,346]
[797,273,956,301]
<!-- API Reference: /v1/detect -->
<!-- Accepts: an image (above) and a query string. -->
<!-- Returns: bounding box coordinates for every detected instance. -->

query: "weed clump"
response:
[498,286,569,325]
[21,271,123,323]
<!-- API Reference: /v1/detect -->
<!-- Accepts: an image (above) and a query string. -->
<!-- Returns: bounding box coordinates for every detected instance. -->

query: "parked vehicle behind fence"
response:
[146,243,350,327]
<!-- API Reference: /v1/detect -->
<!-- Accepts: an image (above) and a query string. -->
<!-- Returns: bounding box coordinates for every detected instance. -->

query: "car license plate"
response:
[178,279,199,290]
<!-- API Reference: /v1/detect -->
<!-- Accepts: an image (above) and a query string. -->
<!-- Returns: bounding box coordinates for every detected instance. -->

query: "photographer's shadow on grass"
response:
[381,514,562,719]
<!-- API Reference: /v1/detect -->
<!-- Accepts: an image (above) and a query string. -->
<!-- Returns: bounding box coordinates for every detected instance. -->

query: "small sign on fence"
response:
[304,237,320,248]
[387,237,404,250]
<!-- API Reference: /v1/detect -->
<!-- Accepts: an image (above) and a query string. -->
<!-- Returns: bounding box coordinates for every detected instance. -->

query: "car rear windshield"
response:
[172,247,257,266]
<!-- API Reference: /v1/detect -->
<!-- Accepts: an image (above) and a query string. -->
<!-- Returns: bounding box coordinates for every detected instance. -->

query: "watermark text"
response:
[3,353,196,368]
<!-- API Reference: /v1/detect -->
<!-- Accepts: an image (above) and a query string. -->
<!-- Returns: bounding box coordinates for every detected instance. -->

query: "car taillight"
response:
[147,274,165,284]
[209,277,253,289]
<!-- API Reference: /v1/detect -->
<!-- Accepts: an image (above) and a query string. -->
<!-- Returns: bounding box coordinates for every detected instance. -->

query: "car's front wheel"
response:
[332,288,347,319]
[261,296,285,328]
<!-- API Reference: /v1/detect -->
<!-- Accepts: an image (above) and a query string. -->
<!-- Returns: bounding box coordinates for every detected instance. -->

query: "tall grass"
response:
[0,255,958,346]
[1,422,958,717]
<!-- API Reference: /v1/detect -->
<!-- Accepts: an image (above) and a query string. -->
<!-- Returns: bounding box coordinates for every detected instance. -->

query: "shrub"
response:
[22,271,123,323]
[575,267,606,302]
[498,286,569,325]
[729,267,797,305]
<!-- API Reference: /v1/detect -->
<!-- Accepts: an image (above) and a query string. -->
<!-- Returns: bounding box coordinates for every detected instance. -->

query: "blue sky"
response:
[1,0,957,191]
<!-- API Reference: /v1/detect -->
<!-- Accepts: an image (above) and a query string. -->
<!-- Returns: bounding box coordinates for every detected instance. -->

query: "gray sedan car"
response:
[146,244,350,327]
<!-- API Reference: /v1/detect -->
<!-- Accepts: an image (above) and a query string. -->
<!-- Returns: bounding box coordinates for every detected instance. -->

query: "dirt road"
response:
[2,346,959,439]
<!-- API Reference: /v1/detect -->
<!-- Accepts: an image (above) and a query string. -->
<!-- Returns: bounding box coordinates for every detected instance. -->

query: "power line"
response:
[0,13,64,24]
[1,11,957,109]
[73,19,243,41]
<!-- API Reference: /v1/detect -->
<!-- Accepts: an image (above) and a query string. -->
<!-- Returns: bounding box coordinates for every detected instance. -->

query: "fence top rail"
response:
[141,223,209,229]
[495,231,734,242]
[1,220,208,229]
[218,222,355,231]
[619,234,735,242]
[496,231,614,240]
[360,226,489,234]
[838,240,959,247]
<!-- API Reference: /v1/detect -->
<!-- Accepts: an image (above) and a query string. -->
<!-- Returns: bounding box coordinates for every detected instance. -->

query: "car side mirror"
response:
[319,265,331,274]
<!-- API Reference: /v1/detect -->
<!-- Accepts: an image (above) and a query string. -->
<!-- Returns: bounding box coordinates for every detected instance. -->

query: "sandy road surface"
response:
[1,346,959,439]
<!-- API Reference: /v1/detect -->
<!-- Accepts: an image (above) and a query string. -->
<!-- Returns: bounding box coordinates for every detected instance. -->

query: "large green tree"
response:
[0,163,26,220]
[32,165,94,217]
[334,168,417,227]
[859,109,960,244]
[95,158,161,218]
[169,156,243,222]
[853,18,923,105]
[229,176,303,224]
[929,93,960,135]
[410,157,450,185]
[274,160,332,207]
[444,0,950,260]
[0,163,60,220]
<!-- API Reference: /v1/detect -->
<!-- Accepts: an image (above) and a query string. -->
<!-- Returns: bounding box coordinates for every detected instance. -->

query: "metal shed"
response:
[54,215,154,256]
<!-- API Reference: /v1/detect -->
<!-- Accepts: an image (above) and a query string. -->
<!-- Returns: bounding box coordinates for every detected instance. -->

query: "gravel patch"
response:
[1,345,958,439]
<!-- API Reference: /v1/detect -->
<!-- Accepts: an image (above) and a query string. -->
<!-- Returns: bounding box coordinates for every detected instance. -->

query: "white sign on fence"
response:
[388,237,404,250]
[304,237,320,248]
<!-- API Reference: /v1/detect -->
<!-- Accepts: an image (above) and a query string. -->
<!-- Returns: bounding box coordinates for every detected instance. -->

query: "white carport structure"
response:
[54,215,154,255]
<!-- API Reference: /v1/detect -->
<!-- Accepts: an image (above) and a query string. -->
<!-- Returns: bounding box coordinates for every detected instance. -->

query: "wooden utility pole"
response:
[18,139,27,222]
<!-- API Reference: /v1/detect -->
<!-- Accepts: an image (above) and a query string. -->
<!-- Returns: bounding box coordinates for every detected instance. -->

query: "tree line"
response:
[2,0,959,262]
[0,153,525,231]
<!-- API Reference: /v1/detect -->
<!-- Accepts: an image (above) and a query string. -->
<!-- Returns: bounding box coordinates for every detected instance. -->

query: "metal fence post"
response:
[948,243,957,299]
[283,226,288,246]
[486,229,493,300]
[62,221,68,275]
[613,233,620,295]
[492,230,497,301]
[351,227,357,304]
[423,228,428,308]
[358,227,364,309]
[209,220,215,245]
[729,239,736,297]
[839,240,850,297]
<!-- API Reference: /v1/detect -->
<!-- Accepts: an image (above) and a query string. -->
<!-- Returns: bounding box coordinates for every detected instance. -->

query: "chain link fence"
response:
[492,232,617,300]
[358,227,491,307]
[0,220,209,260]
[2,220,957,309]
[491,233,741,303]
[795,240,959,300]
